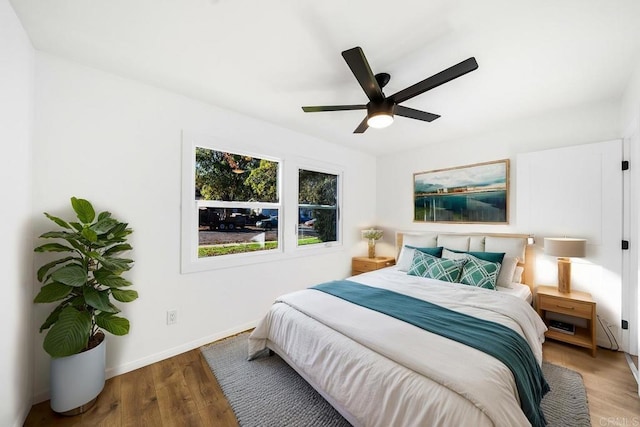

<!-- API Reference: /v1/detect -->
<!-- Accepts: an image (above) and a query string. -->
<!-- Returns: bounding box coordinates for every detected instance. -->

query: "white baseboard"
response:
[31,320,258,404]
[624,352,639,384]
[15,401,33,427]
[105,320,258,379]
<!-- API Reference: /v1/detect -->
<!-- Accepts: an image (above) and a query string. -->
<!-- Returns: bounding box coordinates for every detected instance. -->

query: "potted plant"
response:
[34,197,138,415]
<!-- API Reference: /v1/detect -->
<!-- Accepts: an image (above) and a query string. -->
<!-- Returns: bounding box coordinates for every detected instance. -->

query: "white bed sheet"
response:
[498,281,532,302]
[249,268,547,427]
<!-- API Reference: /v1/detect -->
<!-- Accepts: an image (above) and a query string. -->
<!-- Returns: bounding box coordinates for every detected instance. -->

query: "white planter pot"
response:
[50,336,106,415]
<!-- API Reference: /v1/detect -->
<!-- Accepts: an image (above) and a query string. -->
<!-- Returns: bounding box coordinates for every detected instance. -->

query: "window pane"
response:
[298,170,338,245]
[198,207,279,257]
[195,147,278,203]
[193,147,280,259]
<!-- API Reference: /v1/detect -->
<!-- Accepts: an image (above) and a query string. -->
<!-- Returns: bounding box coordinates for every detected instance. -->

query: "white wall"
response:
[0,0,34,425]
[31,53,377,401]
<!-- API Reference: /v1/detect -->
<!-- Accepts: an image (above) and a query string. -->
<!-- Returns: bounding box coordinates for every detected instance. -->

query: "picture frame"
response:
[413,159,509,224]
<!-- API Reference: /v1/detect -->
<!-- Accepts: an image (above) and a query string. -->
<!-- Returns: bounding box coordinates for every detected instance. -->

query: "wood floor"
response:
[25,340,640,427]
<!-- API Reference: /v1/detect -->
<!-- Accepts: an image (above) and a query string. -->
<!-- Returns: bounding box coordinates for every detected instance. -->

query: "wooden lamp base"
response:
[557,257,572,293]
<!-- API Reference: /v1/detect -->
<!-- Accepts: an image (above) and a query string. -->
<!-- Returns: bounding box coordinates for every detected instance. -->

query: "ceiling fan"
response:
[302,47,478,133]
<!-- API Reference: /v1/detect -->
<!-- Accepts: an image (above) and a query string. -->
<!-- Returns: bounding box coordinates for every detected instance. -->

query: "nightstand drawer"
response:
[351,257,395,275]
[538,296,592,318]
[353,259,388,272]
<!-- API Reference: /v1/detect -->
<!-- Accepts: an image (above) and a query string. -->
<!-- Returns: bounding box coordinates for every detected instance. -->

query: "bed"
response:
[248,232,549,426]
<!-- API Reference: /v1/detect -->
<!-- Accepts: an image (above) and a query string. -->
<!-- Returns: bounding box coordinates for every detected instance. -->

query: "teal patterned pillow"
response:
[407,251,467,282]
[459,255,501,290]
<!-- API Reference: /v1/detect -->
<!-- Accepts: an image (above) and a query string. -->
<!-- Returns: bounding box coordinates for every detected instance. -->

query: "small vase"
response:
[368,239,376,258]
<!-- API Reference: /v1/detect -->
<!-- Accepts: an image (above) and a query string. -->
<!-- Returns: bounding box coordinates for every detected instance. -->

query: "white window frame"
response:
[181,131,284,273]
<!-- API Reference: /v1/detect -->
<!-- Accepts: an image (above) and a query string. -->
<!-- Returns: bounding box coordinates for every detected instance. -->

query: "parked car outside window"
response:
[256,216,278,230]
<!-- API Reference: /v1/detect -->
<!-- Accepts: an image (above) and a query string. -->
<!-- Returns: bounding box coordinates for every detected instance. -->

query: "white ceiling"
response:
[10,0,640,155]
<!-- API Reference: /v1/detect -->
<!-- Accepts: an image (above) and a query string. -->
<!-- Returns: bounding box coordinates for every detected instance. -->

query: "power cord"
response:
[596,314,620,351]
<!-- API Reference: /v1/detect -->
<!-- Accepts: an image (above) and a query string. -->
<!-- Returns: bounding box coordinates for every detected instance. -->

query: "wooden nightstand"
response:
[536,286,597,357]
[351,256,395,275]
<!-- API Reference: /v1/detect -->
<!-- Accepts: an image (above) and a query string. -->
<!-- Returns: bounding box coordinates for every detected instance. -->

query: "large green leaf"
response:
[106,223,130,239]
[97,211,112,221]
[39,303,66,332]
[67,295,86,307]
[71,197,96,224]
[39,231,74,240]
[98,256,134,273]
[44,212,71,229]
[69,221,84,231]
[37,256,76,282]
[51,264,86,287]
[91,218,118,234]
[66,237,89,255]
[81,227,98,243]
[93,270,132,288]
[34,243,73,253]
[103,243,132,256]
[84,286,118,312]
[110,289,138,302]
[95,313,130,336]
[34,282,73,303]
[43,307,91,357]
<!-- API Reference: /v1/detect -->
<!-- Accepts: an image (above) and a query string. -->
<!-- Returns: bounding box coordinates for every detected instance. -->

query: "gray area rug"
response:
[201,333,590,427]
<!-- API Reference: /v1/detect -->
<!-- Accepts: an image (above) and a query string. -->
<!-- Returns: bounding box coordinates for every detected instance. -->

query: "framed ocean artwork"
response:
[413,159,509,224]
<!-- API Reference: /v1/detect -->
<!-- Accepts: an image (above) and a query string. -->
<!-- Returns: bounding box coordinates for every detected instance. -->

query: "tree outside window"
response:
[298,169,339,246]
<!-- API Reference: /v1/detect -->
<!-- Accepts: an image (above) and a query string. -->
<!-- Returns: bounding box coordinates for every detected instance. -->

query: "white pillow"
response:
[512,266,525,283]
[402,233,438,248]
[496,256,518,288]
[442,248,467,260]
[396,246,417,272]
[437,235,470,251]
[485,236,526,261]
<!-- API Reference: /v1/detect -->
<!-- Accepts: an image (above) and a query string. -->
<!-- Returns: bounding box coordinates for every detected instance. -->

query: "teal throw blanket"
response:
[312,280,549,427]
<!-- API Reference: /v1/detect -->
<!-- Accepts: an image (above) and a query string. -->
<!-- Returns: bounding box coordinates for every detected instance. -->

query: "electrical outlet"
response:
[167,309,178,325]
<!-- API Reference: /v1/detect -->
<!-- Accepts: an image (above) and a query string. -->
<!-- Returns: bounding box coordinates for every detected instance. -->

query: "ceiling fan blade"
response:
[353,116,369,133]
[342,47,384,102]
[395,105,440,122]
[390,57,478,104]
[302,105,366,112]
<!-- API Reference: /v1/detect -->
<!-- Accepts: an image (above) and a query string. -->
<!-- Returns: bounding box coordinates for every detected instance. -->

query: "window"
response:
[181,135,283,272]
[297,169,340,247]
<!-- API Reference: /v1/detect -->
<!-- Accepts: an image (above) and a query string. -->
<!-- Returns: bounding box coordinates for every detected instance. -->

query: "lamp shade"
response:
[544,237,586,258]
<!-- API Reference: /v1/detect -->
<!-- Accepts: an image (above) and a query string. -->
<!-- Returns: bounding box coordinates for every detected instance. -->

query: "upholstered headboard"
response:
[395,231,535,292]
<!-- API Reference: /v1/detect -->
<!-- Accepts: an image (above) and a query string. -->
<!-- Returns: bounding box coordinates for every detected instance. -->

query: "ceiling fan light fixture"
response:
[367,112,394,128]
[367,101,395,129]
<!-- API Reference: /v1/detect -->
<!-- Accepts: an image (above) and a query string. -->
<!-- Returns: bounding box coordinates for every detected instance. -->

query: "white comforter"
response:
[249,268,547,427]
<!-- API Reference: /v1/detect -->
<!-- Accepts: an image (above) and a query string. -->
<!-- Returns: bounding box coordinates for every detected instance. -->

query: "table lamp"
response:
[543,237,586,293]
